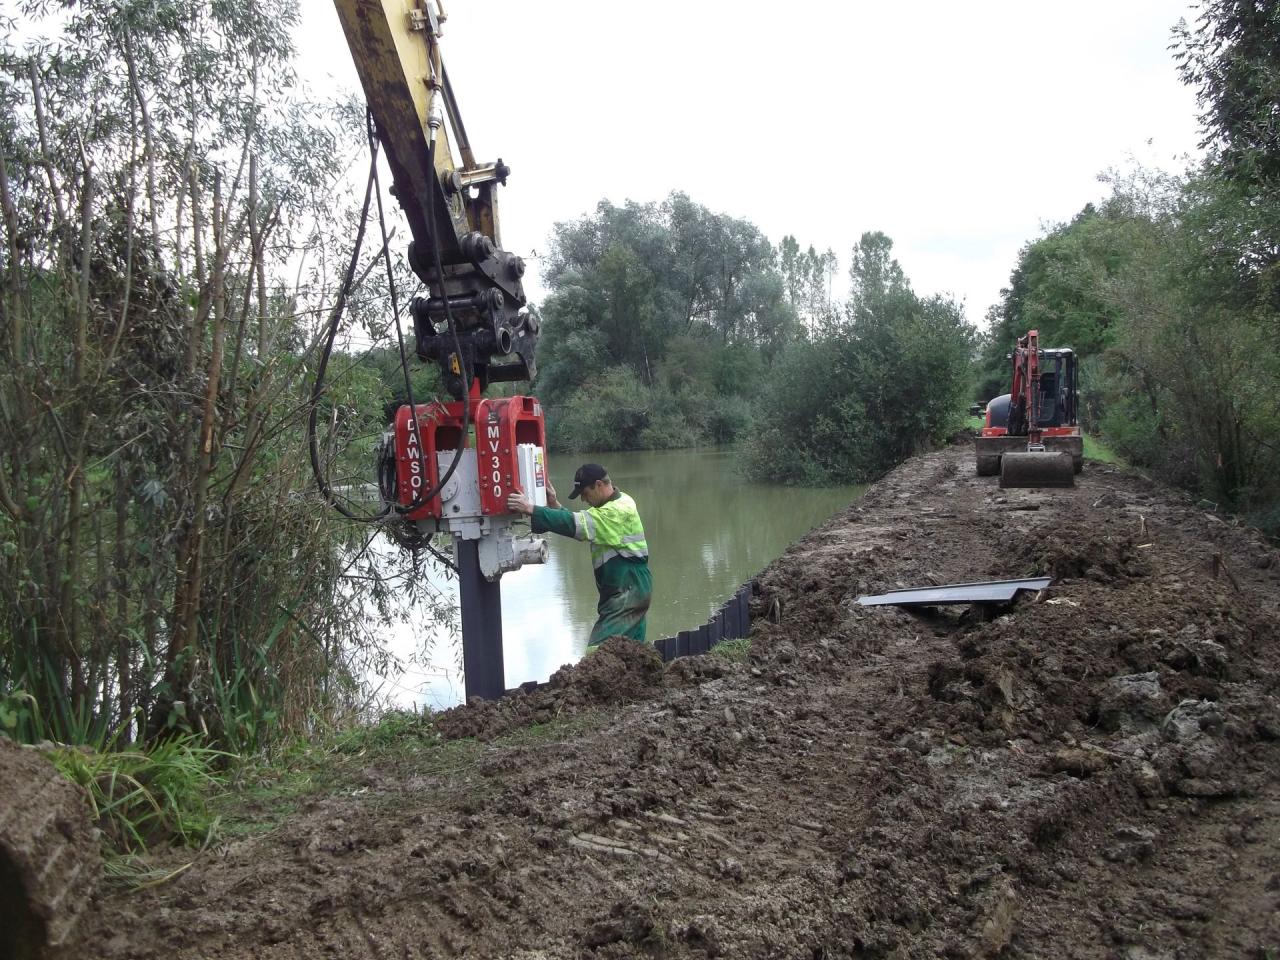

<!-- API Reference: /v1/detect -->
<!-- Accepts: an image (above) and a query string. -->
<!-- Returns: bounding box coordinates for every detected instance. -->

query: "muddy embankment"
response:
[72,442,1280,959]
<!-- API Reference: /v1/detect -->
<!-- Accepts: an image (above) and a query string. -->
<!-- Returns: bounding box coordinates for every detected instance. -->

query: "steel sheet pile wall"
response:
[653,580,756,662]
[503,580,758,698]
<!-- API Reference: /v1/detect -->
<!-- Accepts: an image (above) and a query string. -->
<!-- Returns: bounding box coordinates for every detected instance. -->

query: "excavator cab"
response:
[984,359,1075,434]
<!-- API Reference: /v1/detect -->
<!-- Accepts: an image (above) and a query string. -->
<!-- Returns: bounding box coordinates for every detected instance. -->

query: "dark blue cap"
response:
[568,463,607,499]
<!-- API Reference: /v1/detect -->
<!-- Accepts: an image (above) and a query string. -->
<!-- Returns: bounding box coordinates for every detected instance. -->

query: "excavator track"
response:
[0,738,99,960]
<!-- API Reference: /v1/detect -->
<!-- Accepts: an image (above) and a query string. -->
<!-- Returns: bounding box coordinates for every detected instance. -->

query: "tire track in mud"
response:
[73,443,1280,958]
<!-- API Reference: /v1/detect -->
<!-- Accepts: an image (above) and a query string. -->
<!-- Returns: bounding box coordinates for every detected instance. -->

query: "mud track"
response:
[75,444,1280,958]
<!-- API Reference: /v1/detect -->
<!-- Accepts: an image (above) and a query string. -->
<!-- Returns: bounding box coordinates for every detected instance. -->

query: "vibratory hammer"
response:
[378,389,550,581]
[334,0,550,698]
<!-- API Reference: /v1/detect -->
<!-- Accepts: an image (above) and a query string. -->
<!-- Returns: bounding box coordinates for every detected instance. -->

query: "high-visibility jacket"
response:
[531,490,652,645]
[531,490,649,591]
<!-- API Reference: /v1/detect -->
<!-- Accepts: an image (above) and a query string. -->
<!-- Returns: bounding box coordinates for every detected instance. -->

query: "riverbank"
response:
[73,440,1280,958]
[376,446,861,710]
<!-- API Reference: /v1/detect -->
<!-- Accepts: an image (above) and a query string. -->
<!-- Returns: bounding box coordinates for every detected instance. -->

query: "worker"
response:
[506,463,652,648]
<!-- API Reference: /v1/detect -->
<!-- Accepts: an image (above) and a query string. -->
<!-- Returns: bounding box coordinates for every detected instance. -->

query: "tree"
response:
[977,199,1158,408]
[746,233,975,484]
[989,160,1280,527]
[0,1,434,747]
[1175,1,1280,190]
[535,192,802,451]
[1174,0,1280,295]
[778,235,837,332]
[848,231,909,310]
[1097,169,1280,516]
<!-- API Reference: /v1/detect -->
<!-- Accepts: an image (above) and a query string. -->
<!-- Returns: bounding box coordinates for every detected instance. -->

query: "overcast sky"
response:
[298,0,1204,325]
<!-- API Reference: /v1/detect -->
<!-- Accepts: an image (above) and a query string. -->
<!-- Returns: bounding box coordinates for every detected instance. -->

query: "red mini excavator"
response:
[975,330,1082,488]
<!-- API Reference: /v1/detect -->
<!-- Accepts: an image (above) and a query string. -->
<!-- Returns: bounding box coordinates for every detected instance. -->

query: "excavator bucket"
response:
[999,449,1075,488]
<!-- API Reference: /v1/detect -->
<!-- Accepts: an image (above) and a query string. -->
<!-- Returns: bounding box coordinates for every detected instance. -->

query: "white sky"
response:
[298,0,1204,325]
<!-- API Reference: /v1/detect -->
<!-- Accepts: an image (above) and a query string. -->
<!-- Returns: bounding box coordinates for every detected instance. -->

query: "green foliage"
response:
[330,708,435,753]
[778,235,838,329]
[978,202,1152,403]
[0,1,455,755]
[1174,2,1280,194]
[210,708,605,843]
[709,638,751,663]
[537,193,802,452]
[737,341,845,485]
[698,394,754,446]
[538,200,959,481]
[196,620,289,756]
[0,644,111,745]
[0,688,38,740]
[48,736,227,853]
[1094,170,1280,518]
[1081,433,1122,466]
[552,367,691,452]
[1173,0,1280,306]
[991,162,1280,532]
[745,233,975,484]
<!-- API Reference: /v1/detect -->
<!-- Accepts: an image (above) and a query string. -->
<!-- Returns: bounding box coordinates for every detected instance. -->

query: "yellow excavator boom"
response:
[332,0,534,397]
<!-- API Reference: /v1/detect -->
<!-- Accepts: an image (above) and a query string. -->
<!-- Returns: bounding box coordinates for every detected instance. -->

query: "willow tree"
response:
[0,1,417,747]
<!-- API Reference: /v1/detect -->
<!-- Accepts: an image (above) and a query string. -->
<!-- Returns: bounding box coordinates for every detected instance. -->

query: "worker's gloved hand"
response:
[545,480,559,508]
[506,492,534,515]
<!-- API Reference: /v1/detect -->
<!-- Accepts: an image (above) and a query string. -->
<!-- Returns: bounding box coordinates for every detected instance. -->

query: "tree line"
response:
[534,195,974,482]
[977,0,1280,532]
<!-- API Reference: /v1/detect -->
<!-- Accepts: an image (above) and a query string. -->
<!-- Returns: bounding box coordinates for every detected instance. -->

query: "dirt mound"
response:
[433,636,665,741]
[67,447,1280,958]
[1011,521,1152,581]
[0,737,100,959]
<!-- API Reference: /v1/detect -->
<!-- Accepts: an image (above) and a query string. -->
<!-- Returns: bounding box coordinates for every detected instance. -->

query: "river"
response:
[372,447,863,709]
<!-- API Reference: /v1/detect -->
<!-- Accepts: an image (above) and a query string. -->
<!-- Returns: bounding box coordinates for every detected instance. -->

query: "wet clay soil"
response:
[73,444,1280,958]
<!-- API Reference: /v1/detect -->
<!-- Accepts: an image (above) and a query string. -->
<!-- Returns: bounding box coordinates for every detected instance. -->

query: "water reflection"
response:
[373,447,862,709]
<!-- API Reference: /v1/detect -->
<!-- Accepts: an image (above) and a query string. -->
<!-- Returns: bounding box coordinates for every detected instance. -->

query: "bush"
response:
[639,406,698,450]
[742,341,852,484]
[743,238,975,485]
[552,367,653,452]
[701,394,752,445]
[548,363,757,452]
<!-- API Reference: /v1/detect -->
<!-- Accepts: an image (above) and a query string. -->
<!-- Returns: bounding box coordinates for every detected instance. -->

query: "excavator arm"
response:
[334,0,536,397]
[1006,330,1040,440]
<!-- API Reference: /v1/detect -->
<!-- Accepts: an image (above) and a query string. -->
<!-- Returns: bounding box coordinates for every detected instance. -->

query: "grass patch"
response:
[498,708,607,748]
[211,752,330,837]
[210,705,613,839]
[710,638,751,663]
[102,854,199,891]
[966,415,985,431]
[210,718,459,836]
[1083,433,1123,464]
[329,707,435,753]
[48,735,227,853]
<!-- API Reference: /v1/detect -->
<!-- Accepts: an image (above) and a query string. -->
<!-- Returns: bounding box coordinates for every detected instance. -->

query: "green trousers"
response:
[588,563,652,647]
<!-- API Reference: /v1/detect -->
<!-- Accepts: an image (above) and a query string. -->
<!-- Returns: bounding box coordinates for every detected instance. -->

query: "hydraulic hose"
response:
[306,109,471,574]
[307,127,388,523]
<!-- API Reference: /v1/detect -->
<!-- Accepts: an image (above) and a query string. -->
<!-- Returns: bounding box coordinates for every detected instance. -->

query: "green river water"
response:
[381,447,863,709]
